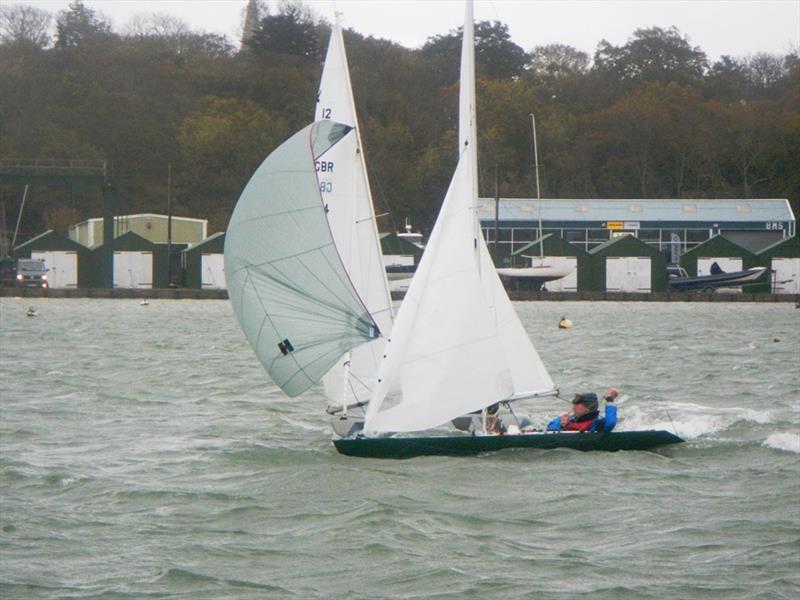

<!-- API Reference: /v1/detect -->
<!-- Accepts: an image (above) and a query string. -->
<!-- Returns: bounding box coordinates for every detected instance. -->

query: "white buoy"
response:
[140,299,150,306]
[558,316,573,329]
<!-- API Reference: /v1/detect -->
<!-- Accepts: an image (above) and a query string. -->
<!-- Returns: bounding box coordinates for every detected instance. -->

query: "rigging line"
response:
[257,257,370,325]
[346,370,374,395]
[502,401,522,428]
[665,408,680,438]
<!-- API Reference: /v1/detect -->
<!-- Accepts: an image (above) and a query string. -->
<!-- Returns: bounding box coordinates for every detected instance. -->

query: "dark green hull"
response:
[333,430,684,459]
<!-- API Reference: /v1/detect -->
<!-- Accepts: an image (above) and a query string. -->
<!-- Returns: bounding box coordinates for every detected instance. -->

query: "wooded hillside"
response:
[1,1,798,242]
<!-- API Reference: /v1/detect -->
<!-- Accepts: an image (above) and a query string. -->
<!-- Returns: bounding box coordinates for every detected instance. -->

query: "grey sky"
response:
[22,0,800,60]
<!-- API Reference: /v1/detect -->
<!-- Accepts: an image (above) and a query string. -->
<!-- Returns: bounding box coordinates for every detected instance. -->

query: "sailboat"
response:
[333,1,683,458]
[314,16,394,424]
[495,114,572,290]
[225,2,682,459]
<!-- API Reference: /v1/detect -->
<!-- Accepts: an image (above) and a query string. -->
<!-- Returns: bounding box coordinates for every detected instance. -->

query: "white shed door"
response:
[31,251,78,288]
[201,253,226,289]
[772,258,800,293]
[114,251,152,288]
[606,257,651,292]
[540,257,578,292]
[697,257,741,276]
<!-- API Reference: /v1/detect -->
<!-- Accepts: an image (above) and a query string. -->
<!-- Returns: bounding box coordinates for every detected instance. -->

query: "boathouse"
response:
[183,232,226,289]
[679,235,759,276]
[90,231,168,289]
[380,232,424,269]
[14,230,93,288]
[586,234,667,293]
[505,234,590,292]
[758,236,800,294]
[679,236,766,294]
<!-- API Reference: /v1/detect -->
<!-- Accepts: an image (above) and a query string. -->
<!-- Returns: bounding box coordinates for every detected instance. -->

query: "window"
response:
[512,228,537,242]
[565,230,586,242]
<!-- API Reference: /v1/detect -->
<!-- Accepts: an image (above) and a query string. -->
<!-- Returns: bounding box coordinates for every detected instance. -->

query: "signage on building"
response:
[606,221,640,230]
[670,233,681,264]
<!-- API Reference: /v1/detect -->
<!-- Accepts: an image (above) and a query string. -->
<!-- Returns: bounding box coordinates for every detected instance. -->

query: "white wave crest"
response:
[616,403,775,440]
[763,432,800,454]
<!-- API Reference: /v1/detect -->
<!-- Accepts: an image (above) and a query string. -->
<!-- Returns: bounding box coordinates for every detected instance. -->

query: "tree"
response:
[585,85,673,197]
[245,0,321,61]
[527,44,589,81]
[176,97,287,231]
[55,0,113,49]
[0,4,51,48]
[125,13,189,39]
[706,55,750,102]
[422,20,528,82]
[594,27,708,87]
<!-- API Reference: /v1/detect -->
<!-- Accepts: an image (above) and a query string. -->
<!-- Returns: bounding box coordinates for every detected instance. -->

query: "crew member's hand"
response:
[606,387,619,400]
[560,414,569,427]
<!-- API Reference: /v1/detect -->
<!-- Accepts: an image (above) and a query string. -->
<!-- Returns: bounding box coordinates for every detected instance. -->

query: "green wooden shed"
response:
[679,235,767,293]
[587,234,667,292]
[182,232,226,289]
[380,232,424,267]
[757,236,800,294]
[506,234,591,292]
[14,230,93,288]
[90,231,168,288]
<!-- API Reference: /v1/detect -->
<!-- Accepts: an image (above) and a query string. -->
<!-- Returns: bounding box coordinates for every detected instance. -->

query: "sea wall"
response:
[2,287,798,303]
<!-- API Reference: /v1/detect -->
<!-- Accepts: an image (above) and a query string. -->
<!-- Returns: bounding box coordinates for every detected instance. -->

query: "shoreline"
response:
[2,287,798,303]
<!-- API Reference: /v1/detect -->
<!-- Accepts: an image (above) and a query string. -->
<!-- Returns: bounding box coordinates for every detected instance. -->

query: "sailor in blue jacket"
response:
[547,388,619,432]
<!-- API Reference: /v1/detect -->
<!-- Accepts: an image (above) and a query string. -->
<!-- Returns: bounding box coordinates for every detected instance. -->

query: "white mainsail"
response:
[224,120,381,398]
[363,0,555,433]
[316,18,394,407]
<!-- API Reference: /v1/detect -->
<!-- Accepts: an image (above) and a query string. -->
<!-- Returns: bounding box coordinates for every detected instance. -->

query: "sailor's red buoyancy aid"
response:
[563,411,599,432]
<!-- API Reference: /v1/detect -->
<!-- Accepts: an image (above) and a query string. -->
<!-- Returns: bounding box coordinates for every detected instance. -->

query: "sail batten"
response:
[225,120,380,398]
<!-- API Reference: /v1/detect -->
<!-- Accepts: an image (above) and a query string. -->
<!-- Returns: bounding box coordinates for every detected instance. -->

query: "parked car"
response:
[16,258,48,288]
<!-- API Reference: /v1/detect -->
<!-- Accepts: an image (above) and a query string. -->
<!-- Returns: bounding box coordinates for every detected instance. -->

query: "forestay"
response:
[224,120,381,397]
[315,19,394,407]
[363,1,555,433]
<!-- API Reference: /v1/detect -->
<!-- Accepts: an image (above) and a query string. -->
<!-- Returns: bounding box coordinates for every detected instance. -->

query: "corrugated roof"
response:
[476,198,795,224]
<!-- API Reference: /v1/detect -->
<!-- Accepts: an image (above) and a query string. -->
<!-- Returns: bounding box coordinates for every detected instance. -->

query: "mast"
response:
[494,164,499,259]
[530,113,543,261]
[459,0,480,273]
[11,185,28,250]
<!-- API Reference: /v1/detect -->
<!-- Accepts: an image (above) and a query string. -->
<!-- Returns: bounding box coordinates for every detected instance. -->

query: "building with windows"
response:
[478,198,795,264]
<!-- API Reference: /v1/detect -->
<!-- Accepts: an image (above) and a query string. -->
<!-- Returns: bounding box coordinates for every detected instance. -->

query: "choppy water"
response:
[1,298,798,599]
